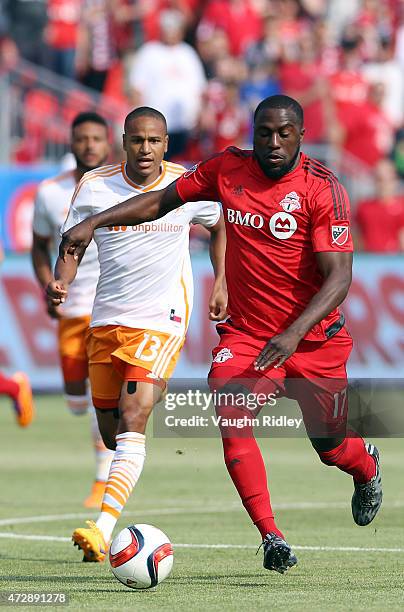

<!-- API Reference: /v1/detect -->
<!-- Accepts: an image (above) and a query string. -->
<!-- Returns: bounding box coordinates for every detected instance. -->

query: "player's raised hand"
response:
[209,283,228,321]
[46,279,68,306]
[254,330,300,370]
[59,219,94,262]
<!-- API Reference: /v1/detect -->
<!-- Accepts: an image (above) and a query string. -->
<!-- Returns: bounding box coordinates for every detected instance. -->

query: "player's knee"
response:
[65,394,89,416]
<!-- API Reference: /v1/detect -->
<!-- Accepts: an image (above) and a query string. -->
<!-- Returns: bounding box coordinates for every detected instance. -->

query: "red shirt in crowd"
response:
[46,0,81,49]
[337,101,394,169]
[200,0,263,56]
[176,148,353,340]
[355,196,404,252]
[329,70,368,106]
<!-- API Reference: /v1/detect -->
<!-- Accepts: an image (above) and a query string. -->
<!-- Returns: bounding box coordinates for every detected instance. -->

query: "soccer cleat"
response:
[352,443,382,526]
[83,480,106,509]
[262,532,298,574]
[12,372,34,427]
[72,520,108,562]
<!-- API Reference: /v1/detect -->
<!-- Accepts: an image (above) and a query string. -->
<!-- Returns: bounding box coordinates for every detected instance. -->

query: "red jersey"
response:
[176,148,353,341]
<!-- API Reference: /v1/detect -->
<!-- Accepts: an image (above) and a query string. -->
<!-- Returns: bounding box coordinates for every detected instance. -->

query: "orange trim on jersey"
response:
[41,169,75,187]
[122,161,167,192]
[180,271,190,330]
[71,165,122,204]
[164,161,186,173]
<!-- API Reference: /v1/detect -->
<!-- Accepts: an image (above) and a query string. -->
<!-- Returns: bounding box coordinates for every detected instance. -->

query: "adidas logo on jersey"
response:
[231,185,244,196]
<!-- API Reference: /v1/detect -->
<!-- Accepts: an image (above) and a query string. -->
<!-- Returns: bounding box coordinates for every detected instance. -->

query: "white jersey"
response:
[32,170,100,318]
[63,161,220,335]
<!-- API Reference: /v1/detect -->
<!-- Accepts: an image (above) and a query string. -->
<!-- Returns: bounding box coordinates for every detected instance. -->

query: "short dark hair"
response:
[71,112,108,131]
[254,95,304,127]
[124,107,167,133]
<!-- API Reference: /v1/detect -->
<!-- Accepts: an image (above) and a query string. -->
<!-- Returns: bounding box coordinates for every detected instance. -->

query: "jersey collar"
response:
[122,161,167,191]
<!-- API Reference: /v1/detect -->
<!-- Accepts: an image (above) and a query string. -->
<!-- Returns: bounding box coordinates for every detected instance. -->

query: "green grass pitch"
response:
[0,395,403,611]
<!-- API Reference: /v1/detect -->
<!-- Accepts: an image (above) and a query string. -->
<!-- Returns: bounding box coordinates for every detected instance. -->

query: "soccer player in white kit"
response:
[31,113,114,508]
[48,107,227,561]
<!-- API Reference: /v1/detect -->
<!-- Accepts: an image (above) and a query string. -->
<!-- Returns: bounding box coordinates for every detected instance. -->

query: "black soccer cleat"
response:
[262,532,297,574]
[351,443,382,526]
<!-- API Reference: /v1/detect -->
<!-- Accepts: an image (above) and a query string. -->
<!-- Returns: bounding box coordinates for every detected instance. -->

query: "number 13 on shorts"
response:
[135,333,162,362]
[131,329,185,380]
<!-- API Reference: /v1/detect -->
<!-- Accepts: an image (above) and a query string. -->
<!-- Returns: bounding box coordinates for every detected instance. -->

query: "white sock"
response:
[65,394,88,416]
[96,432,146,542]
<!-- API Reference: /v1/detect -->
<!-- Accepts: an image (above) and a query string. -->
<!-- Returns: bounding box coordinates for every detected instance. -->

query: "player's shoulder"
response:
[163,160,187,178]
[72,163,123,204]
[79,163,123,185]
[225,146,254,159]
[197,147,252,173]
[39,169,76,192]
[302,154,343,189]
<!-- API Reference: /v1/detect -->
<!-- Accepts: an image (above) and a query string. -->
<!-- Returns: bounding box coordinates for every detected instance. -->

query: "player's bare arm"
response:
[31,232,63,319]
[255,251,352,370]
[59,182,183,262]
[46,253,82,306]
[31,233,54,289]
[206,214,227,321]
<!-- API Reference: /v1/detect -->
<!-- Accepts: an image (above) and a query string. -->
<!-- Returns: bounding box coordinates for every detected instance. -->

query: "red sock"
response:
[219,406,283,540]
[0,372,19,400]
[318,437,376,483]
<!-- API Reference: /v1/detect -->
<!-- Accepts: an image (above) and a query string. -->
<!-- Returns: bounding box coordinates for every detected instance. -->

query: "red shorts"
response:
[208,321,353,437]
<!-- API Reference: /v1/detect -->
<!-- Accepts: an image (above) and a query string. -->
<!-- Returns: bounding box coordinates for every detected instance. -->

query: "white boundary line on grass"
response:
[0,532,403,554]
[0,499,403,527]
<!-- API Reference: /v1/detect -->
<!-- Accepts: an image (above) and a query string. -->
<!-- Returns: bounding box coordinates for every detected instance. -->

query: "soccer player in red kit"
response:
[55,95,383,574]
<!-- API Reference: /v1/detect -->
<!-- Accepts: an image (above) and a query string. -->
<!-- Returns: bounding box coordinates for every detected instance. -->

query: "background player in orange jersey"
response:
[48,107,227,561]
[31,113,114,508]
[57,96,383,574]
[0,241,34,428]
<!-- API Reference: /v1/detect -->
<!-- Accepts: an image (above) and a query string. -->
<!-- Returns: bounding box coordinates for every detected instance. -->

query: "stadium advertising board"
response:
[0,254,403,390]
[0,166,59,252]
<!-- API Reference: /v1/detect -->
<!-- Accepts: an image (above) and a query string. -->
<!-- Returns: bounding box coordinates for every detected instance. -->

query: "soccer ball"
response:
[109,524,173,589]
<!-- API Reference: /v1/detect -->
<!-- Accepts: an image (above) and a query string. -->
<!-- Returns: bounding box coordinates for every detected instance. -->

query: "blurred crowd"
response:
[1,0,403,251]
